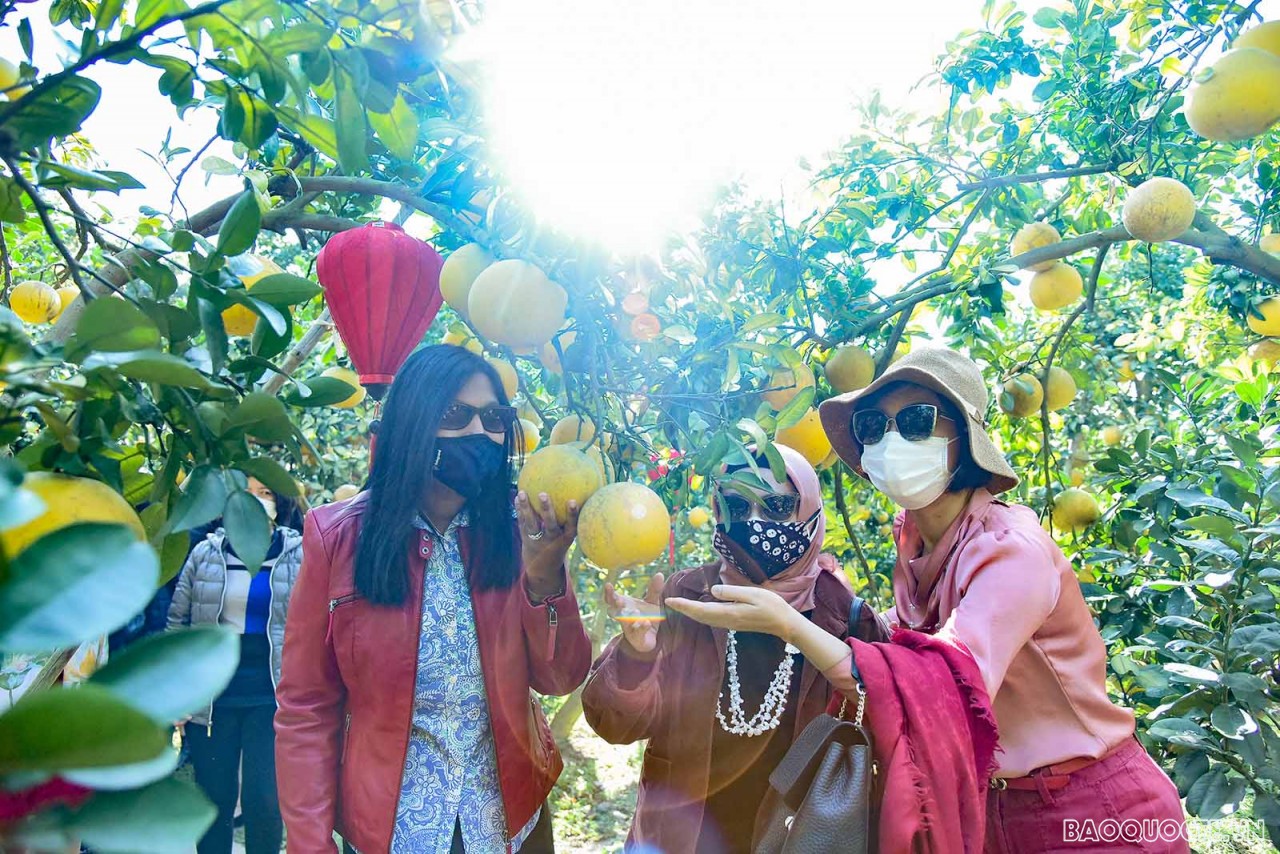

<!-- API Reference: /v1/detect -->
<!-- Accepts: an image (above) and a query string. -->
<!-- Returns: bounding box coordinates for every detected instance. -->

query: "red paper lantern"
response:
[316,221,444,401]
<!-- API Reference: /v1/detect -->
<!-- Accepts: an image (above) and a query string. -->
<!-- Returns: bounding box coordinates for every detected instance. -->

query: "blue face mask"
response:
[433,435,506,500]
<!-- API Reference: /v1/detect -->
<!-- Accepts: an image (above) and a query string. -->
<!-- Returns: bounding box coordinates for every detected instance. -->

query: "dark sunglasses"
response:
[440,402,518,433]
[851,403,954,445]
[718,490,801,523]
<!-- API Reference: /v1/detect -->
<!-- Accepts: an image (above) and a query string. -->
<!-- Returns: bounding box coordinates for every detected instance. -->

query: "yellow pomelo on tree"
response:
[9,280,60,323]
[584,445,616,485]
[577,482,671,569]
[1101,425,1124,446]
[539,330,578,374]
[762,360,815,409]
[1069,469,1085,487]
[1247,338,1280,370]
[1248,297,1280,336]
[442,328,485,354]
[1234,20,1280,57]
[550,413,603,447]
[50,285,78,324]
[516,445,603,524]
[818,449,840,470]
[517,418,541,454]
[486,357,519,400]
[333,484,361,502]
[222,255,283,337]
[1,472,146,558]
[1045,366,1078,411]
[1122,177,1196,242]
[516,399,543,428]
[1052,488,1101,531]
[0,57,31,99]
[440,243,494,319]
[824,346,875,393]
[687,506,712,528]
[467,259,567,349]
[999,374,1044,417]
[1261,234,1280,255]
[1029,263,1083,311]
[1184,48,1280,141]
[322,367,366,409]
[1010,222,1062,271]
[775,408,833,468]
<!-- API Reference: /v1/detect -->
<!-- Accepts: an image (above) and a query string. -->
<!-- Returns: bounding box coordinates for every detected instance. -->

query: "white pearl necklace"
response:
[716,630,800,737]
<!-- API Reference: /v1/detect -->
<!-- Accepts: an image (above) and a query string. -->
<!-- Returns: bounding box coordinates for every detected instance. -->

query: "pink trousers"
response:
[984,738,1190,853]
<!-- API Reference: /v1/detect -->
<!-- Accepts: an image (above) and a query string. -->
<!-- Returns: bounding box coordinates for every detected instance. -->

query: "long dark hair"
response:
[354,345,519,605]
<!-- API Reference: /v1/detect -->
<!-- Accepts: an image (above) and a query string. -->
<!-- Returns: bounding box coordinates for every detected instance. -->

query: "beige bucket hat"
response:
[818,347,1019,495]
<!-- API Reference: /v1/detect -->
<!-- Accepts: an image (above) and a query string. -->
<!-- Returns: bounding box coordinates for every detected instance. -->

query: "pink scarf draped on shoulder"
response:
[830,627,1001,854]
[717,444,846,611]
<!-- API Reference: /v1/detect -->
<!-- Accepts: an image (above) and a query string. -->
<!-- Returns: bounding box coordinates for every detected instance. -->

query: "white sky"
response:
[2,1,1276,249]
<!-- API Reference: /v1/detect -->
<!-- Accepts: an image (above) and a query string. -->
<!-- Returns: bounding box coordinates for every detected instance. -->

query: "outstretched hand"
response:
[605,573,665,654]
[665,584,801,642]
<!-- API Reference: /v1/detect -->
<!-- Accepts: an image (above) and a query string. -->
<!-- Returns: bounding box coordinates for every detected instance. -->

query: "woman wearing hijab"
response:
[667,348,1188,853]
[581,444,855,854]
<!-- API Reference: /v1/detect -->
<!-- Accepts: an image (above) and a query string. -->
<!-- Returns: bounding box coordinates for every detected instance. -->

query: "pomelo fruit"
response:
[824,346,875,393]
[1184,48,1280,141]
[1010,222,1062,271]
[467,259,567,350]
[1,472,146,558]
[516,445,603,524]
[1029,263,1083,311]
[577,482,670,569]
[440,243,493,319]
[9,280,60,324]
[1122,177,1196,243]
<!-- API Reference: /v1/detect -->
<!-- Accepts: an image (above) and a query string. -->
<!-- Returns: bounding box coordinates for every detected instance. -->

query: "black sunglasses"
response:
[440,402,518,433]
[851,403,954,445]
[717,490,801,523]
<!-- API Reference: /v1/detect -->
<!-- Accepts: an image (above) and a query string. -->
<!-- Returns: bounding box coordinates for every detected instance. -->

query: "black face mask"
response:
[433,435,507,500]
[713,512,819,583]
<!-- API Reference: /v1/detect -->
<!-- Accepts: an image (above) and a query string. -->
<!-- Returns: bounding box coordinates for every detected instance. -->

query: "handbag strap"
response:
[841,597,869,724]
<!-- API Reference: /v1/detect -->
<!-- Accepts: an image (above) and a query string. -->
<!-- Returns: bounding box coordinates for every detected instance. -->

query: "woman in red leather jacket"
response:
[275,344,592,854]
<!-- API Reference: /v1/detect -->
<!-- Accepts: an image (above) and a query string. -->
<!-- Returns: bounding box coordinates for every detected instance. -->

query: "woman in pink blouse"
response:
[668,348,1188,853]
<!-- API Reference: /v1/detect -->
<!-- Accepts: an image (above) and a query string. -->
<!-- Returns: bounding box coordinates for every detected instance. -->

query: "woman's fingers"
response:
[535,493,564,536]
[664,596,735,627]
[603,582,621,613]
[645,572,665,604]
[710,583,771,605]
[561,499,581,538]
[516,491,542,537]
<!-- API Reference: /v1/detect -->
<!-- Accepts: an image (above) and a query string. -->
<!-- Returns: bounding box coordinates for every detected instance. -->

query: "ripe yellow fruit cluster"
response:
[1184,23,1280,142]
[440,244,571,353]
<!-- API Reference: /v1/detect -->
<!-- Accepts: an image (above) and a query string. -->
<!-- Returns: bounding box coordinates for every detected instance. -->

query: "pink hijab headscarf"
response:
[716,444,844,612]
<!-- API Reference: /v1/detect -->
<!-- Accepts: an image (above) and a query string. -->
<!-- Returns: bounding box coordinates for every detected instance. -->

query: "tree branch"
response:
[957,163,1117,192]
[261,308,333,395]
[833,466,881,603]
[1040,244,1111,529]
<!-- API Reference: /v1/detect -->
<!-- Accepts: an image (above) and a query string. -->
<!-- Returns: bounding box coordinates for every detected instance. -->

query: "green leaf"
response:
[1,75,101,147]
[67,298,162,361]
[0,682,167,774]
[0,176,26,223]
[90,626,239,724]
[158,531,189,585]
[1183,514,1239,542]
[1209,704,1256,740]
[37,160,140,193]
[0,524,158,653]
[244,273,321,306]
[334,71,369,174]
[1185,766,1245,819]
[227,90,278,149]
[1164,662,1220,684]
[215,191,261,258]
[64,747,180,791]
[195,296,229,375]
[284,376,364,408]
[775,386,815,430]
[369,94,419,162]
[1032,7,1061,27]
[278,109,339,159]
[134,0,185,30]
[1147,717,1211,746]
[81,350,223,391]
[223,490,271,573]
[264,21,333,54]
[228,392,288,429]
[68,776,217,854]
[237,457,301,498]
[737,418,771,452]
[163,466,229,534]
[739,312,787,335]
[225,292,287,336]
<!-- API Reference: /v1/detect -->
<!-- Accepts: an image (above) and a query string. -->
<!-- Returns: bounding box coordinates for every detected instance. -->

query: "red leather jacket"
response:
[274,495,592,853]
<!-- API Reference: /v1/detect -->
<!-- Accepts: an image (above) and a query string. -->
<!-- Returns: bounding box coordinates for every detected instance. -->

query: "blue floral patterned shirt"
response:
[390,513,540,853]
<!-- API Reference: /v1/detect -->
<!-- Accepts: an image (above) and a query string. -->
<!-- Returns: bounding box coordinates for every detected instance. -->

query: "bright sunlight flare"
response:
[472,0,864,253]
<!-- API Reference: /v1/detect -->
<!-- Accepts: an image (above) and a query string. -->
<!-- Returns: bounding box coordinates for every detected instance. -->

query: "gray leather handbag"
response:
[751,598,887,853]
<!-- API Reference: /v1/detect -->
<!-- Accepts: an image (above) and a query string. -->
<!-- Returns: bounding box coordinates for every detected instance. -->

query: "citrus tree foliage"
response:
[0,0,1278,846]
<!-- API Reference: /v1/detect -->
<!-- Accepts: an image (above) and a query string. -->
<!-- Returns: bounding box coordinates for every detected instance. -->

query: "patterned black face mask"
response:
[713,511,820,582]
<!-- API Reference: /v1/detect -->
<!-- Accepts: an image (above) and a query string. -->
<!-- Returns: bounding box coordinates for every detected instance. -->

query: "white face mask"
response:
[257,495,277,522]
[861,432,954,510]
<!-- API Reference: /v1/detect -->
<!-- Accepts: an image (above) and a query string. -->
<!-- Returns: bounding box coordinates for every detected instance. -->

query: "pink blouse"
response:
[826,489,1134,777]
